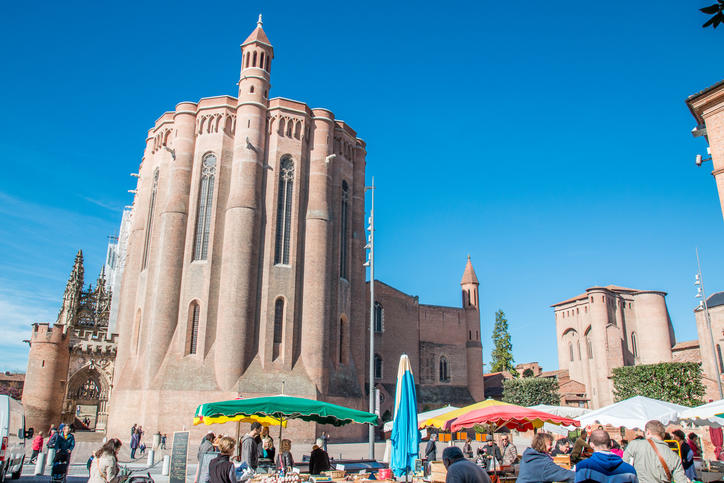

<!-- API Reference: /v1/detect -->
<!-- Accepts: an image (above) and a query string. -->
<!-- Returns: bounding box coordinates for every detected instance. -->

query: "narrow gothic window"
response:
[439,356,450,382]
[340,181,350,279]
[374,353,382,379]
[631,332,638,358]
[273,298,284,344]
[253,51,257,67]
[339,318,346,363]
[193,155,217,261]
[274,156,294,265]
[188,302,200,355]
[141,169,159,270]
[260,52,265,70]
[718,344,724,373]
[586,338,593,359]
[569,343,574,362]
[374,302,383,332]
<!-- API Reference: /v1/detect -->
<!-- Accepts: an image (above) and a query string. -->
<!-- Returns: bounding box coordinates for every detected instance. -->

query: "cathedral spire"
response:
[57,249,85,327]
[461,255,479,286]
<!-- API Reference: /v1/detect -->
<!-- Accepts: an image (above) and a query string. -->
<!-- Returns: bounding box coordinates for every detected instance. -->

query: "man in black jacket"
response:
[443,447,491,483]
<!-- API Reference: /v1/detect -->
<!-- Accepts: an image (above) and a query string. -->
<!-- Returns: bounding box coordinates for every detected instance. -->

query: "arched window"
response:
[260,52,265,70]
[193,154,217,260]
[133,309,142,354]
[569,343,574,362]
[142,169,159,270]
[340,181,350,279]
[577,341,581,360]
[374,354,382,379]
[278,118,286,136]
[439,356,450,382]
[266,56,270,71]
[718,344,724,373]
[187,302,200,355]
[273,298,284,344]
[374,302,384,332]
[245,53,250,68]
[252,51,257,67]
[286,120,293,137]
[586,338,593,359]
[631,332,638,358]
[274,156,294,265]
[294,121,301,139]
[339,318,347,363]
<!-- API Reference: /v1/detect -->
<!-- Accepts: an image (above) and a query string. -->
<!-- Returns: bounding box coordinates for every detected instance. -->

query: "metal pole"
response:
[367,178,376,460]
[697,247,723,399]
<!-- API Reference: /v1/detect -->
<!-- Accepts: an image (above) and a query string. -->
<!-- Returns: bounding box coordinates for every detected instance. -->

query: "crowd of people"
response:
[426,420,704,483]
[195,422,333,483]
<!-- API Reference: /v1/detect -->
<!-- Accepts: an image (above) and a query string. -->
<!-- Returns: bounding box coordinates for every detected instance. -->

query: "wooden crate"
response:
[429,461,447,483]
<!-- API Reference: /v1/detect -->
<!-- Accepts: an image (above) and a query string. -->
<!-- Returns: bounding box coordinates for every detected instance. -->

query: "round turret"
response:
[22,324,70,433]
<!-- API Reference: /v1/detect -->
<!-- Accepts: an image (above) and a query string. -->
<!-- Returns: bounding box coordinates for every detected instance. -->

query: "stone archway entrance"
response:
[63,366,110,431]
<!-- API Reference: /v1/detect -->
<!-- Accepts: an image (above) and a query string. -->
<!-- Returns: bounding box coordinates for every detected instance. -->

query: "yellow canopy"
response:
[420,399,510,430]
[193,414,287,427]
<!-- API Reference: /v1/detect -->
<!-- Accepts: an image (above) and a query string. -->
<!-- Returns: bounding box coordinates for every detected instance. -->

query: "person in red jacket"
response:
[30,431,44,464]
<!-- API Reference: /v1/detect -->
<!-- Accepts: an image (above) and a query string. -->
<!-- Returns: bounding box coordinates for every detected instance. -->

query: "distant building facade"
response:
[370,258,485,419]
[687,80,724,221]
[22,251,117,433]
[553,284,724,408]
[552,285,676,408]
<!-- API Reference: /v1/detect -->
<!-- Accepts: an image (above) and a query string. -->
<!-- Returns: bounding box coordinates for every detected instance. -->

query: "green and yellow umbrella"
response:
[193,395,379,428]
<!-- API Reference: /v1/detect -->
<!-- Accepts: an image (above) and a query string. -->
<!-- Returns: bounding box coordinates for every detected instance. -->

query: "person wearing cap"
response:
[309,438,331,475]
[442,446,491,483]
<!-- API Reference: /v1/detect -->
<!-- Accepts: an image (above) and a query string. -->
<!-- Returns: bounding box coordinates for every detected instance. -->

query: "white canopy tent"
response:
[577,396,687,430]
[529,404,591,435]
[679,399,724,427]
[383,405,459,432]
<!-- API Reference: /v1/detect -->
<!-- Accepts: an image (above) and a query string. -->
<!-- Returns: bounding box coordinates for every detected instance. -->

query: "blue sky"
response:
[1,0,723,374]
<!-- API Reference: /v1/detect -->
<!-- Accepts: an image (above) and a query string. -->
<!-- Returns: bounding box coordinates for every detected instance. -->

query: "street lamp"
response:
[364,177,375,460]
[695,248,723,399]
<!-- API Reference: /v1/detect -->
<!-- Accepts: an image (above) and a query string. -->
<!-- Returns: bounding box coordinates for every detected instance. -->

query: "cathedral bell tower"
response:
[215,16,274,390]
[461,256,485,401]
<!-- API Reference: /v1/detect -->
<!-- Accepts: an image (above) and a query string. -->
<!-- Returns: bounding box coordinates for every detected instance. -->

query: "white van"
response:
[0,395,26,482]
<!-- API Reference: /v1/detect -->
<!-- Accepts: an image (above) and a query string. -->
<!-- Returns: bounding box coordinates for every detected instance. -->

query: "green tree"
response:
[611,362,705,407]
[490,309,516,374]
[503,377,560,406]
[522,368,535,378]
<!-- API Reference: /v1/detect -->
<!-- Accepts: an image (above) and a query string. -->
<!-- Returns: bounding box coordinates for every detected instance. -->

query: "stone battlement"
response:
[30,323,69,344]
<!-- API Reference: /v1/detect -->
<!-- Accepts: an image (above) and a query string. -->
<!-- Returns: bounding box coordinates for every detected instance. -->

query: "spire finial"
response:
[257,14,263,28]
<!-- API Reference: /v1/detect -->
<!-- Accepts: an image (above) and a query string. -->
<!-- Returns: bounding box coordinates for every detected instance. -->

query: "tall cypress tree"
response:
[490,309,516,374]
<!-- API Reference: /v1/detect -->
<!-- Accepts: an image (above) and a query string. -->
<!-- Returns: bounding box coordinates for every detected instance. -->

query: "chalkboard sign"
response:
[170,431,189,483]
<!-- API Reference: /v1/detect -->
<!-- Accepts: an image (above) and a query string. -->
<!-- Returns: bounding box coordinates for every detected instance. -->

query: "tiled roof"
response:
[243,25,271,46]
[672,340,700,350]
[461,256,479,285]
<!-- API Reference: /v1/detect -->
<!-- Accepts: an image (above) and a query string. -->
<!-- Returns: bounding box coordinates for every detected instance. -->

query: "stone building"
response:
[370,257,485,419]
[552,285,676,408]
[552,283,724,408]
[104,18,486,441]
[22,251,117,433]
[687,79,724,221]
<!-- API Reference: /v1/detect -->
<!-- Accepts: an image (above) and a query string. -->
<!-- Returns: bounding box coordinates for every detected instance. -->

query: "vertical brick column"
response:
[143,103,197,387]
[215,46,270,391]
[300,109,335,394]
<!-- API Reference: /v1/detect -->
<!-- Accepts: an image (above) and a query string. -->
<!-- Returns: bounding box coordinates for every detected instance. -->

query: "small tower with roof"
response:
[461,256,485,401]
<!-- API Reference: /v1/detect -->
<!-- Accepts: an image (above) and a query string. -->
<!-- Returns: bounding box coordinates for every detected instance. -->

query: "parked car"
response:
[0,395,26,482]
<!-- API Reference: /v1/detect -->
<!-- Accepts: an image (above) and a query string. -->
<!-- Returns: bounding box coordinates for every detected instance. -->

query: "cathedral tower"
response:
[215,15,274,390]
[461,256,484,401]
[22,254,82,432]
[107,17,368,440]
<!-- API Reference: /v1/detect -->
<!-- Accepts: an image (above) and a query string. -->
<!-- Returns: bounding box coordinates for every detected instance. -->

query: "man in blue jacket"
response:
[575,430,637,483]
[518,433,575,483]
